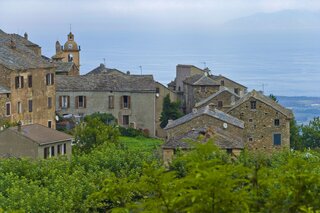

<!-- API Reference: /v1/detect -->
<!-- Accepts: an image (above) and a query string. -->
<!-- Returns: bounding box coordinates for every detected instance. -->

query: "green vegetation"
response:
[160,94,183,128]
[2,119,320,212]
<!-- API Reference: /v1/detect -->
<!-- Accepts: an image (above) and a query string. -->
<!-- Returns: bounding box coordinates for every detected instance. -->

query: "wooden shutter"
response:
[75,96,79,109]
[59,96,62,108]
[84,96,87,108]
[67,96,70,108]
[15,76,19,89]
[21,76,24,88]
[120,96,123,109]
[51,73,54,85]
[128,96,131,109]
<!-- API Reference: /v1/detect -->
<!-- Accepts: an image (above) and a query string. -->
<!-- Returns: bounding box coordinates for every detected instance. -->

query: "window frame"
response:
[17,101,22,114]
[5,102,11,116]
[28,99,33,113]
[108,95,114,109]
[28,75,32,88]
[250,101,257,110]
[123,115,129,125]
[274,119,280,127]
[273,133,282,146]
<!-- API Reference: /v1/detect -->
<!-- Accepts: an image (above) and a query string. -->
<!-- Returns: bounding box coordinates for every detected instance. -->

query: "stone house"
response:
[56,71,157,137]
[163,106,244,163]
[194,87,240,112]
[0,85,11,122]
[183,73,220,113]
[227,90,293,151]
[211,74,247,96]
[155,81,178,137]
[0,30,56,128]
[0,123,72,159]
[54,61,79,76]
[52,32,80,73]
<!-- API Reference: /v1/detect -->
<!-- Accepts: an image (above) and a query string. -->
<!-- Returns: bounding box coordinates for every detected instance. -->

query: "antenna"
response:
[139,66,142,75]
[201,62,207,69]
[69,24,72,32]
[262,83,268,94]
[103,58,106,66]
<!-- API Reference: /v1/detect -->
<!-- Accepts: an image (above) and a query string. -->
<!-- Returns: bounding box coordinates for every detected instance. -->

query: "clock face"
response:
[68,43,73,50]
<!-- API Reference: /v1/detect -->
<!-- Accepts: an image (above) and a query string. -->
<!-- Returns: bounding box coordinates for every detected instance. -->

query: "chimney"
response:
[17,121,22,132]
[10,39,16,49]
[126,71,130,75]
[24,32,28,40]
[167,119,174,126]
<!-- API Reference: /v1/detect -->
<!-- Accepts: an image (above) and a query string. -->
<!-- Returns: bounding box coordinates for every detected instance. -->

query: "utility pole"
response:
[139,66,142,75]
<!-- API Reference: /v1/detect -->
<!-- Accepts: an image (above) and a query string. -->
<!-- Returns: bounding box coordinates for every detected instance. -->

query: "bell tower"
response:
[62,32,80,69]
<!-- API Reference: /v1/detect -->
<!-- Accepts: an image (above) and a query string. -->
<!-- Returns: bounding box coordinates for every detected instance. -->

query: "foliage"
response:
[74,117,120,153]
[160,94,183,128]
[290,116,302,150]
[301,117,320,149]
[84,112,117,125]
[118,126,146,137]
[269,94,278,102]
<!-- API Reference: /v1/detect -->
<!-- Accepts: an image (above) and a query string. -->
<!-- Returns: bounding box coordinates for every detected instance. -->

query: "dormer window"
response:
[250,101,256,110]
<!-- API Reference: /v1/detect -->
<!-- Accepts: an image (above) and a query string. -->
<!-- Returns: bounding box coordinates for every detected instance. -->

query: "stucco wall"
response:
[228,97,290,152]
[56,91,156,137]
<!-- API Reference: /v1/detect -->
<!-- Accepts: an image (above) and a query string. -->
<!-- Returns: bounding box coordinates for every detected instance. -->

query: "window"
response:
[57,144,61,155]
[201,86,206,92]
[15,76,24,89]
[221,80,224,86]
[274,119,280,126]
[51,146,55,157]
[250,101,256,110]
[76,96,86,108]
[28,100,33,112]
[123,115,129,125]
[17,101,22,114]
[60,96,69,109]
[156,87,160,94]
[63,143,67,154]
[68,54,73,62]
[48,97,52,109]
[28,75,32,88]
[218,101,223,108]
[5,102,11,116]
[226,149,233,154]
[121,96,131,109]
[249,118,253,122]
[48,120,52,128]
[234,88,239,95]
[273,133,281,146]
[44,147,50,159]
[108,96,114,109]
[248,137,253,142]
[46,73,54,85]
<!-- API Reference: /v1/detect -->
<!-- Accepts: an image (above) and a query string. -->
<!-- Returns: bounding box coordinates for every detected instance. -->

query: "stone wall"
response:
[228,97,290,152]
[56,90,156,137]
[215,76,247,97]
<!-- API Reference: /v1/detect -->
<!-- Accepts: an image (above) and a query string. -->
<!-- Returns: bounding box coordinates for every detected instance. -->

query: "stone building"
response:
[0,30,56,128]
[211,75,247,96]
[227,90,293,151]
[0,123,72,159]
[194,87,240,112]
[163,106,244,163]
[52,32,80,75]
[56,70,157,136]
[155,81,178,137]
[0,85,11,123]
[183,73,220,113]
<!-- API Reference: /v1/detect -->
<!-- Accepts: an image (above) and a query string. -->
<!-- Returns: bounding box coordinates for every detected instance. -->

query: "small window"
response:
[123,115,129,125]
[51,146,55,157]
[61,96,69,109]
[63,143,67,154]
[250,101,256,110]
[221,80,224,86]
[248,137,253,142]
[249,118,253,122]
[122,96,130,109]
[57,144,61,155]
[78,96,84,108]
[28,100,32,112]
[5,102,11,116]
[15,76,24,89]
[273,133,281,146]
[28,75,32,88]
[108,96,114,109]
[156,87,160,94]
[48,121,52,128]
[226,149,232,154]
[274,119,280,126]
[44,147,50,159]
[17,101,22,114]
[218,101,223,108]
[48,97,52,109]
[234,88,239,95]
[68,54,73,62]
[46,73,54,85]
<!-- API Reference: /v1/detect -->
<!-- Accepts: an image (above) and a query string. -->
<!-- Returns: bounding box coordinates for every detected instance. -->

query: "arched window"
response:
[68,54,73,62]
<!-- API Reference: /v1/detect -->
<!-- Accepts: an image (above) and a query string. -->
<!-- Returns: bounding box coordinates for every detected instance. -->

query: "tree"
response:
[160,95,183,128]
[74,118,120,152]
[269,94,278,103]
[84,112,116,125]
[290,117,302,150]
[301,117,320,149]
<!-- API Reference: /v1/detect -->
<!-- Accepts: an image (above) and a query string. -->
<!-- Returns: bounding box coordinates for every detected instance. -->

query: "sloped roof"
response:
[163,127,244,149]
[227,90,293,119]
[85,64,125,76]
[56,72,155,92]
[7,124,73,145]
[0,30,53,70]
[177,64,205,71]
[184,74,219,86]
[195,87,240,108]
[164,106,244,130]
[211,74,247,89]
[54,61,76,73]
[0,85,10,94]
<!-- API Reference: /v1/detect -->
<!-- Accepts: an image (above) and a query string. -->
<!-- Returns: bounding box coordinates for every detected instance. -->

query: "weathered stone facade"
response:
[195,87,240,112]
[175,64,205,93]
[212,75,247,97]
[227,90,292,152]
[0,30,56,128]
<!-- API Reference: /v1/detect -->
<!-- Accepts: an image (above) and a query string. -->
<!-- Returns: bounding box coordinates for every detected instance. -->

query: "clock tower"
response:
[52,32,81,70]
